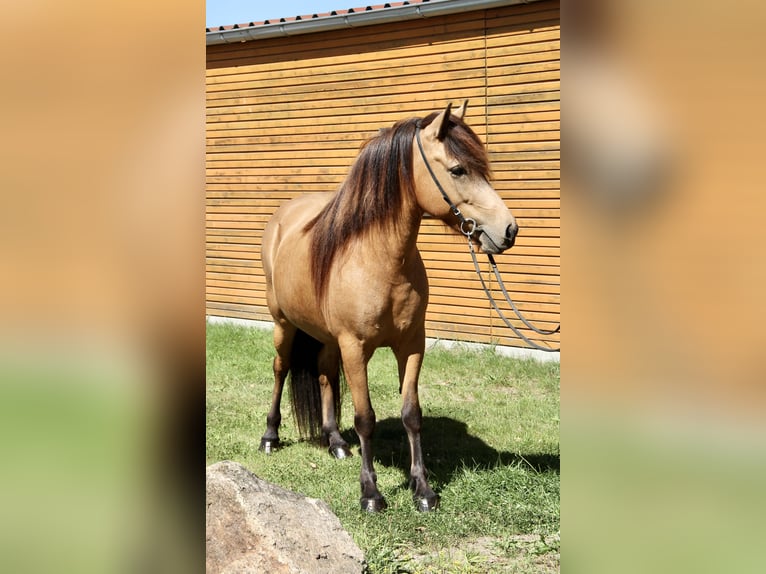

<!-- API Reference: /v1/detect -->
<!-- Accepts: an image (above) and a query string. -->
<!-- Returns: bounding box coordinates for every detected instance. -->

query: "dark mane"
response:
[306,112,490,301]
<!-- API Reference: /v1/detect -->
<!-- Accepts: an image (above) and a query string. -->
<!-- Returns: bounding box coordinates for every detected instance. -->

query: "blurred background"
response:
[0,1,204,571]
[0,0,764,572]
[566,0,766,572]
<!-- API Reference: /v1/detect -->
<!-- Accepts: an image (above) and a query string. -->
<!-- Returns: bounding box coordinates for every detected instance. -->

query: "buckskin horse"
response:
[259,102,517,512]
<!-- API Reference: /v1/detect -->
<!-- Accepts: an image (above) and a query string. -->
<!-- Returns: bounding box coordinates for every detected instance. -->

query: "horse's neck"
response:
[380,200,423,265]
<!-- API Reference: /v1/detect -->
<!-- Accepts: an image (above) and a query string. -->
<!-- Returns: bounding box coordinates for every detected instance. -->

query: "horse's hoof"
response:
[360,497,387,513]
[259,438,279,454]
[328,444,353,459]
[414,494,440,512]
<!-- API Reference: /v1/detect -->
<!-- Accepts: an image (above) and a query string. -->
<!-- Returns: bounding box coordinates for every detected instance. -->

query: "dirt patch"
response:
[403,533,559,573]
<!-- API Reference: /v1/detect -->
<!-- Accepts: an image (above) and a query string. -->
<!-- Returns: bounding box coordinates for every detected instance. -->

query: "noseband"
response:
[415,124,560,352]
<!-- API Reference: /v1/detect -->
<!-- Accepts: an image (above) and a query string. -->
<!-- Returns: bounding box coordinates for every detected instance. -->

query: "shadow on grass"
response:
[341,415,559,489]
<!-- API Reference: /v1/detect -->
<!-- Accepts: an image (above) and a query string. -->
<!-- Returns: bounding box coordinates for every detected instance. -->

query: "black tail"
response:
[288,329,342,442]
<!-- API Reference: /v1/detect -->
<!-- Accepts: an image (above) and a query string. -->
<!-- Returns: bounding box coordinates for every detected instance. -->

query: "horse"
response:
[259,101,518,512]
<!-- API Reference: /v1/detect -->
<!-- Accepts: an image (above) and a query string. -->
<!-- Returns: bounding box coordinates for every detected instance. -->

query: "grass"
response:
[207,322,559,573]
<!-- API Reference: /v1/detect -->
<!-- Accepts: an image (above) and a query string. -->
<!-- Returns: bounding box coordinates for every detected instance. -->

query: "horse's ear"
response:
[436,102,453,141]
[455,100,469,120]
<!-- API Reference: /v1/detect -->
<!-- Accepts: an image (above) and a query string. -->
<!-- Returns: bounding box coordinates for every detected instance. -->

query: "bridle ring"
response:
[460,218,478,237]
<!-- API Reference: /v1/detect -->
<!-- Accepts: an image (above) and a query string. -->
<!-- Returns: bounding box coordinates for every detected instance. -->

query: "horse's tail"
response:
[288,329,341,442]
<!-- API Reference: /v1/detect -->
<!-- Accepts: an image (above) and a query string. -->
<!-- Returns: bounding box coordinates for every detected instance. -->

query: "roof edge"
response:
[206,0,542,46]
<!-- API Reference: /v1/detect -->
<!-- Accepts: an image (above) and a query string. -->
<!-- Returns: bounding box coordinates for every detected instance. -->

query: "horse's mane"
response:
[305,112,490,302]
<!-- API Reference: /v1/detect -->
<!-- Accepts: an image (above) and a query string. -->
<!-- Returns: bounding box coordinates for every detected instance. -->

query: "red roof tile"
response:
[206,0,431,33]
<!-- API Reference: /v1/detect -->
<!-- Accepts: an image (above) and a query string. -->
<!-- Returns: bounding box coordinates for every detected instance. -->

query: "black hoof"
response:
[259,438,280,454]
[414,494,440,512]
[328,444,353,459]
[361,497,387,513]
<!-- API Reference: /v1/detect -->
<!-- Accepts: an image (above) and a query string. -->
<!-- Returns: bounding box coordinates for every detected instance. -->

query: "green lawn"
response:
[207,322,559,573]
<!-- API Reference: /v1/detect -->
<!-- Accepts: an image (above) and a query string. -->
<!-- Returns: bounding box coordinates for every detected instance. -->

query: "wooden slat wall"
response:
[206,0,560,350]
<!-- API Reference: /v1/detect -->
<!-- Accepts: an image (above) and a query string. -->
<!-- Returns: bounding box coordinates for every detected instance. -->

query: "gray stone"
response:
[206,461,366,573]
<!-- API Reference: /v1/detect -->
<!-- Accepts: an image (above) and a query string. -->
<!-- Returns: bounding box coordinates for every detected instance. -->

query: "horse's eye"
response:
[449,166,467,178]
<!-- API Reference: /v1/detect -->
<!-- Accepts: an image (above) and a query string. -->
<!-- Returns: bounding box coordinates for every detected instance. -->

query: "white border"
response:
[206,315,559,363]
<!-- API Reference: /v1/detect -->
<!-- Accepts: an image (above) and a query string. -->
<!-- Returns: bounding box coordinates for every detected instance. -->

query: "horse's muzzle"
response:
[477,224,517,254]
[505,223,518,248]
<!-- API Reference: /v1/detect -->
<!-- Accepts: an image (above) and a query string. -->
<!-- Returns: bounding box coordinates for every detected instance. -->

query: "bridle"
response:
[415,125,479,238]
[415,125,560,353]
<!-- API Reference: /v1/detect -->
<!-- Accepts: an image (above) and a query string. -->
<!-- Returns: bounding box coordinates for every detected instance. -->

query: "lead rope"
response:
[416,125,560,352]
[467,238,560,352]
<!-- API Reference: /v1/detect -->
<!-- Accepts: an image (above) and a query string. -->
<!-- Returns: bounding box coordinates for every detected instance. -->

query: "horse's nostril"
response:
[505,224,518,241]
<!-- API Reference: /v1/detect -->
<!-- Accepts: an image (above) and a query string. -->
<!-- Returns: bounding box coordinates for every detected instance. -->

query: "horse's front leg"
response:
[339,335,387,512]
[395,330,440,511]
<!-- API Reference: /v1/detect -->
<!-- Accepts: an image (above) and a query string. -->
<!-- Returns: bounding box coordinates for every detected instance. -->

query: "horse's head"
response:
[414,102,517,254]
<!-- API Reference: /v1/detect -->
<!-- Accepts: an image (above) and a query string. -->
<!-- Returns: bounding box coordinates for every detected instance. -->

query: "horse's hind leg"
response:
[259,320,295,453]
[318,343,352,459]
[395,331,440,511]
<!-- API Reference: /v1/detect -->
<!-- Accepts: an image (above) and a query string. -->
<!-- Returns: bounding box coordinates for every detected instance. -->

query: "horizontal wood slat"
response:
[205,0,560,351]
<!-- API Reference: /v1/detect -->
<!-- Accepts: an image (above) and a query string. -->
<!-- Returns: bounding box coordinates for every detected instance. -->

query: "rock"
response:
[206,461,366,573]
